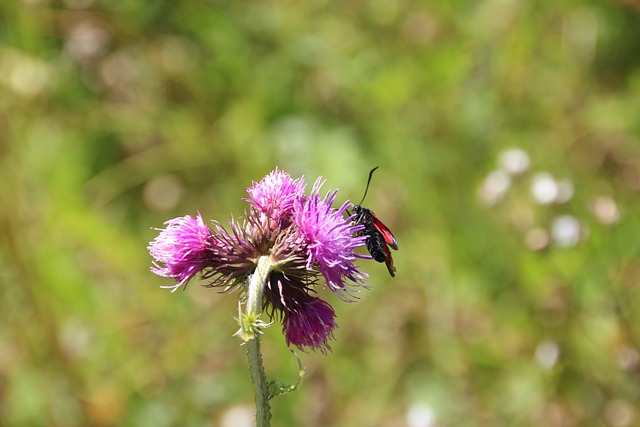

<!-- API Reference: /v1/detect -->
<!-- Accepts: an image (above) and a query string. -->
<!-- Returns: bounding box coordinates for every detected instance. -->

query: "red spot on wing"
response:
[371,214,398,250]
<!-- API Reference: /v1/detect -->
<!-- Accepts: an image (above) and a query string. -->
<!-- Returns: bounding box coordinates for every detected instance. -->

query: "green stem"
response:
[245,255,273,427]
[247,336,270,426]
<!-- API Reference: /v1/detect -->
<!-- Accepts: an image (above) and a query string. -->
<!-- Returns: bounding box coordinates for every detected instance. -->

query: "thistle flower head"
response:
[282,296,337,354]
[245,167,305,228]
[149,169,370,352]
[148,212,216,292]
[293,178,368,300]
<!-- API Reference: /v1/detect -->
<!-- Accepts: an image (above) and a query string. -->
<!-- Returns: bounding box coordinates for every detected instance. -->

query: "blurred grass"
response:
[1,0,640,426]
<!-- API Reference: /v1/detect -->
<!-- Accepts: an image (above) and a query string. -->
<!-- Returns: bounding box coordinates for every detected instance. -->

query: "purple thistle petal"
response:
[263,272,336,352]
[293,178,368,300]
[282,295,337,353]
[245,167,305,228]
[148,212,215,292]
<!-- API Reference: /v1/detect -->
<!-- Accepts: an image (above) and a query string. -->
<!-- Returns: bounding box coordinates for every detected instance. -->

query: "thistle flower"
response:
[148,169,368,352]
[245,167,305,229]
[282,295,337,353]
[293,178,368,301]
[148,212,216,292]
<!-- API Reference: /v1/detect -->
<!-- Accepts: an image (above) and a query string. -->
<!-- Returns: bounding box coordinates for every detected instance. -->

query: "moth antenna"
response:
[357,166,379,206]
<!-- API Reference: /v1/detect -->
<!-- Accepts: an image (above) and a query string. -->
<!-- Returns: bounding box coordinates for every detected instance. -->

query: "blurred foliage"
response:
[1,0,640,426]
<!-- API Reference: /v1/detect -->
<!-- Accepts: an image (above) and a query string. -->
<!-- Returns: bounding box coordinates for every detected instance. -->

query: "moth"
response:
[352,167,398,277]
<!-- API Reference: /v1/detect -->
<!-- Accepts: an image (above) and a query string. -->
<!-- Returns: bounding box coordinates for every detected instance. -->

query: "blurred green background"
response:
[2,0,640,426]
